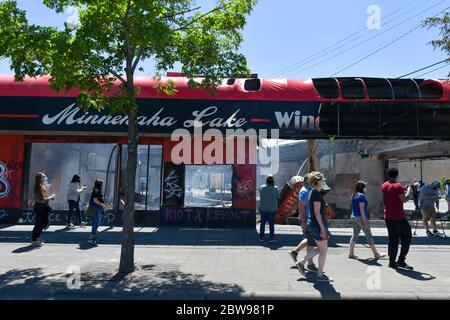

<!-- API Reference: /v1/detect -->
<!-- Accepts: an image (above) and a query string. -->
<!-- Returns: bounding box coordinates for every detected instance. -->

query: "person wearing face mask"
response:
[420,180,441,236]
[348,181,385,260]
[295,171,333,282]
[31,172,56,246]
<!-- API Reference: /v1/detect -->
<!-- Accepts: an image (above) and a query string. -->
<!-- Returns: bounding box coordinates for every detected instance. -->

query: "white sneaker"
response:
[31,240,43,246]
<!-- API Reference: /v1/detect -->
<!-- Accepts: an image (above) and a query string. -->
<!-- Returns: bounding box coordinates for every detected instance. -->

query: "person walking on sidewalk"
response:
[88,179,107,245]
[259,175,279,242]
[420,180,441,236]
[348,181,385,260]
[412,182,421,211]
[31,172,56,246]
[67,174,87,228]
[444,179,450,218]
[381,168,413,270]
[296,172,333,282]
[288,173,318,273]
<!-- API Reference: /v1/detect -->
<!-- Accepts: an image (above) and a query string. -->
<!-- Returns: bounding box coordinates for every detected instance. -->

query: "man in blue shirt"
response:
[288,174,318,273]
[420,180,440,236]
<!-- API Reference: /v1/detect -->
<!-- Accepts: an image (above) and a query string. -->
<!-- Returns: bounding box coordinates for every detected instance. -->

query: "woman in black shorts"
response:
[296,171,333,282]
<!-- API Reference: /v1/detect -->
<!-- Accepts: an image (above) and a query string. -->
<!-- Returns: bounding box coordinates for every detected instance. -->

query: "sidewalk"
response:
[0,224,449,300]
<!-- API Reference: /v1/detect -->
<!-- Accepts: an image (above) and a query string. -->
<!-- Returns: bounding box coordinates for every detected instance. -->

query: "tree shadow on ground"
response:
[0,264,246,299]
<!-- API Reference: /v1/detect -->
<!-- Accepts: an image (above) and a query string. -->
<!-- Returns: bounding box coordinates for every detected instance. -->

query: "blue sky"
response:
[0,0,448,79]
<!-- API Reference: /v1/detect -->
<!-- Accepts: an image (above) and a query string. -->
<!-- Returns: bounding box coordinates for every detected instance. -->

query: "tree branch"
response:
[131,47,143,73]
[122,0,134,84]
[109,69,127,84]
[174,2,229,32]
[161,6,201,21]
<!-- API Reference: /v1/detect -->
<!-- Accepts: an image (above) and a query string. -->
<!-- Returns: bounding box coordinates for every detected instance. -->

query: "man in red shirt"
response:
[381,168,413,270]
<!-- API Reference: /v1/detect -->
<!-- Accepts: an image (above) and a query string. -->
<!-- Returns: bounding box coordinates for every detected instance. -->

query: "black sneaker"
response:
[306,264,318,273]
[432,230,440,235]
[388,261,398,269]
[88,237,97,245]
[288,251,298,264]
[296,261,306,276]
[426,230,433,236]
[269,237,276,243]
[397,262,413,270]
[259,236,264,242]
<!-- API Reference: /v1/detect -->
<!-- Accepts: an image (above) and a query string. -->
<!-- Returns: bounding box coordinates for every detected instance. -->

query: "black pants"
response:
[413,196,419,210]
[32,203,48,241]
[385,219,412,264]
[68,200,83,224]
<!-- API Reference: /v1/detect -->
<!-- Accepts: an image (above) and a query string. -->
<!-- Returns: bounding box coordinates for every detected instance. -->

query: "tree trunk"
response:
[306,139,318,172]
[119,105,138,274]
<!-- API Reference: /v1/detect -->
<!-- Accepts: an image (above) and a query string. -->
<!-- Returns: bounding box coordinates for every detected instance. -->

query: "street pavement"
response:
[0,223,449,300]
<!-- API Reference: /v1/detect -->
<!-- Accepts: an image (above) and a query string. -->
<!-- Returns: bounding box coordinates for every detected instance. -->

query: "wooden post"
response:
[307,139,318,172]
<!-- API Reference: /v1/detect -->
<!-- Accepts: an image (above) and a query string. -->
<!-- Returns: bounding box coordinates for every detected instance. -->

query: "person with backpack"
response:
[295,171,333,282]
[288,173,318,273]
[87,179,107,245]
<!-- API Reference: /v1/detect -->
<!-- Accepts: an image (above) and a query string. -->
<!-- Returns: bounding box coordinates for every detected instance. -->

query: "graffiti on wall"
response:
[231,164,256,209]
[0,136,25,208]
[164,170,183,199]
[0,161,11,199]
[236,180,253,200]
[162,164,185,207]
[15,211,117,225]
[162,207,256,227]
[0,209,8,220]
[0,209,160,226]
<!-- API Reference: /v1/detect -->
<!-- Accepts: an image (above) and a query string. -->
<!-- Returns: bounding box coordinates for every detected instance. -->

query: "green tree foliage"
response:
[0,0,256,273]
[423,12,450,76]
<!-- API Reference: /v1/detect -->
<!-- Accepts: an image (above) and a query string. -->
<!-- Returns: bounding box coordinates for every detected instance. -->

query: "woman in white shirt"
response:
[67,175,87,227]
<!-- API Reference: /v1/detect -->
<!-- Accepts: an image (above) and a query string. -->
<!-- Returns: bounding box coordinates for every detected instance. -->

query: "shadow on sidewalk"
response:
[395,269,435,281]
[356,257,383,266]
[1,227,449,248]
[0,265,246,299]
[11,245,42,254]
[313,282,342,300]
[297,273,342,299]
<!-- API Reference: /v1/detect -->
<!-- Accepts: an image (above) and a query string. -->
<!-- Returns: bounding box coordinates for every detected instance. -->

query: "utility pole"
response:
[306,139,318,172]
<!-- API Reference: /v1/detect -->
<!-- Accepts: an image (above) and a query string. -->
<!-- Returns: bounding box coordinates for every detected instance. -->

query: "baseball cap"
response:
[432,180,440,187]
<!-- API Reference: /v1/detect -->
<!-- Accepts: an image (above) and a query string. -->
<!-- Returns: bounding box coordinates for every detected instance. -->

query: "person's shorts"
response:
[304,227,317,247]
[421,206,437,219]
[307,224,331,243]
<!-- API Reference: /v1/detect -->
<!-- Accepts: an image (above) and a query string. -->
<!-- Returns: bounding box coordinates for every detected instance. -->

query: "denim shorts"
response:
[307,223,331,242]
[304,227,317,247]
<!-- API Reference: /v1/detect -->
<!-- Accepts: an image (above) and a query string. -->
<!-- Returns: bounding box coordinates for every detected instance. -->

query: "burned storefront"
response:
[0,76,449,227]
